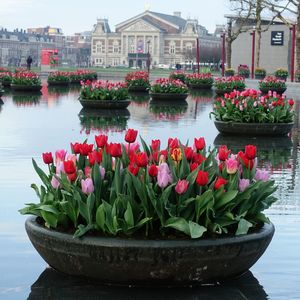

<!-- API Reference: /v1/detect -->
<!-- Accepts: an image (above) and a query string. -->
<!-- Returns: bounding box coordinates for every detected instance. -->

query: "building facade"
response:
[91,11,221,68]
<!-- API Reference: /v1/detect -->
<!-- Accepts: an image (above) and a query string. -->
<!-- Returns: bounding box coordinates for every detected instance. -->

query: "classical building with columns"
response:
[91,10,221,68]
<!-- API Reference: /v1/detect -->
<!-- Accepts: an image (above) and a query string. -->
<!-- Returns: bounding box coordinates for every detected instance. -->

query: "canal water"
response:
[0,80,299,299]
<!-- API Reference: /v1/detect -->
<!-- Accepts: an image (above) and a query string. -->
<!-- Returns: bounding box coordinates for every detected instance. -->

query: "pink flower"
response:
[226,155,238,174]
[81,178,94,194]
[67,154,77,164]
[157,162,173,188]
[99,166,105,179]
[255,169,269,182]
[51,176,60,189]
[239,179,250,192]
[56,161,65,174]
[175,179,189,194]
[124,142,140,154]
[55,149,67,164]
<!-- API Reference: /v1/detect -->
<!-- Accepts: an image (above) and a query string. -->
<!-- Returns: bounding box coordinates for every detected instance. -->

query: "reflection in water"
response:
[12,92,41,107]
[78,108,130,134]
[28,268,268,300]
[149,100,188,120]
[189,89,214,101]
[47,85,70,96]
[129,91,150,106]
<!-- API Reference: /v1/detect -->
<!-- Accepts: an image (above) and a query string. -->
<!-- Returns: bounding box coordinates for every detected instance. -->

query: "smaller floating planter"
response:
[11,71,42,92]
[169,71,187,83]
[47,71,70,86]
[186,73,214,90]
[150,78,189,101]
[259,76,287,95]
[211,88,295,136]
[79,79,130,109]
[125,71,150,93]
[214,76,245,95]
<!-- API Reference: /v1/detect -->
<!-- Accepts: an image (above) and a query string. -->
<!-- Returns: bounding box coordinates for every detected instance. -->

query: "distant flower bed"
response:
[259,76,286,90]
[150,78,188,94]
[214,76,245,91]
[80,80,128,100]
[274,68,288,78]
[11,71,41,86]
[0,72,12,85]
[238,65,250,78]
[0,67,9,73]
[47,71,70,83]
[211,88,294,123]
[224,68,235,76]
[255,68,266,76]
[186,73,214,86]
[125,71,150,89]
[69,70,97,82]
[169,71,187,83]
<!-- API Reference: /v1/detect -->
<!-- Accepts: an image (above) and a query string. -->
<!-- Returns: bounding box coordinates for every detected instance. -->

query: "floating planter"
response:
[125,71,150,92]
[186,73,214,90]
[259,76,287,95]
[47,71,70,86]
[214,76,245,95]
[11,71,42,92]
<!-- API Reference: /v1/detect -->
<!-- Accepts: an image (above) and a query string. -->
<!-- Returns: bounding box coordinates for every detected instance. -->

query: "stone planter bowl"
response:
[79,99,131,109]
[25,217,274,286]
[128,86,149,92]
[259,87,287,95]
[188,83,213,90]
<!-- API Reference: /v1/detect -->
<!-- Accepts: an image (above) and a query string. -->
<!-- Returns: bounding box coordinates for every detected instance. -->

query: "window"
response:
[170,42,175,54]
[130,44,135,53]
[96,42,103,53]
[186,43,192,51]
[113,41,119,53]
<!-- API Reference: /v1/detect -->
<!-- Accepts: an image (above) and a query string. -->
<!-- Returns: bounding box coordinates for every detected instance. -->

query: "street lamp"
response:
[221,32,226,77]
[290,24,296,82]
[250,28,255,79]
[147,40,151,75]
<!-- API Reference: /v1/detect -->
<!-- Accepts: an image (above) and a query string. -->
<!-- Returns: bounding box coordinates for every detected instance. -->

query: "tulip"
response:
[175,179,189,195]
[190,162,199,172]
[79,143,94,156]
[194,137,205,151]
[125,129,138,143]
[67,172,77,182]
[42,152,53,164]
[95,134,108,148]
[109,143,122,157]
[255,169,269,182]
[184,147,193,161]
[148,164,158,177]
[157,163,172,188]
[88,150,102,166]
[238,151,254,170]
[168,138,179,149]
[67,154,77,164]
[151,139,160,151]
[128,163,140,176]
[171,148,182,162]
[214,176,228,190]
[218,145,230,161]
[84,166,91,178]
[135,152,148,167]
[55,149,67,164]
[51,176,60,189]
[288,99,294,106]
[196,170,209,186]
[124,142,140,154]
[192,153,205,165]
[64,160,76,174]
[56,161,64,174]
[99,166,105,179]
[245,145,257,160]
[71,142,81,154]
[239,179,250,192]
[225,155,238,174]
[81,178,94,194]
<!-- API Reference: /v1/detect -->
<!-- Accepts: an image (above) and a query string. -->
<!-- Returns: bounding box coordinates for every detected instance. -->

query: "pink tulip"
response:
[51,176,60,189]
[239,179,250,192]
[84,166,91,178]
[81,178,94,194]
[99,166,105,179]
[157,163,172,188]
[55,149,67,164]
[255,169,269,182]
[175,179,189,195]
[56,161,65,174]
[225,155,238,174]
[124,142,140,154]
[67,154,77,164]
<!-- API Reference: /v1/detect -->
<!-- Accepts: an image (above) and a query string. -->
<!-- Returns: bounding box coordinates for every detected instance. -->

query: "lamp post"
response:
[251,29,255,79]
[290,24,296,82]
[147,40,151,75]
[221,32,226,76]
[196,37,200,74]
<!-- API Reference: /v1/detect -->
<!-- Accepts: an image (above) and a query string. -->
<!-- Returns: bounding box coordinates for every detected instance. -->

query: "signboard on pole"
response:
[271,31,284,46]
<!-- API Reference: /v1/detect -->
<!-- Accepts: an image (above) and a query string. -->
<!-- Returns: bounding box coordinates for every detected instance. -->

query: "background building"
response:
[91,10,221,68]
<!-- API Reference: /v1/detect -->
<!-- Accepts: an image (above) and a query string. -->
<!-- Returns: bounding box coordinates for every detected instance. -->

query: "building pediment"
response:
[121,19,161,32]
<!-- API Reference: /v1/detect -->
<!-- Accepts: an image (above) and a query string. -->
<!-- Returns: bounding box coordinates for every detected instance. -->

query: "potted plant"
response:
[0,72,12,87]
[11,71,42,92]
[255,68,266,80]
[214,76,246,95]
[211,88,294,136]
[69,70,97,84]
[47,71,70,86]
[274,68,288,81]
[150,78,189,101]
[185,73,214,89]
[125,71,150,92]
[238,65,250,78]
[79,80,130,109]
[224,68,235,77]
[169,71,187,83]
[259,76,287,95]
[20,130,276,284]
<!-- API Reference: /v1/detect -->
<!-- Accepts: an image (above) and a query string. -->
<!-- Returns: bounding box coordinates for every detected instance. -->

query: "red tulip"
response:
[168,138,179,149]
[88,150,102,166]
[109,143,122,157]
[194,137,205,151]
[42,152,53,164]
[218,145,230,161]
[196,170,209,186]
[136,152,148,167]
[125,129,138,143]
[151,139,160,151]
[175,179,189,195]
[95,134,108,148]
[190,162,199,172]
[128,163,139,176]
[79,143,93,156]
[288,99,294,106]
[214,176,228,190]
[148,164,158,177]
[245,145,256,160]
[67,172,77,182]
[160,149,168,158]
[64,160,76,174]
[71,142,81,154]
[192,153,205,165]
[184,147,194,161]
[238,151,254,170]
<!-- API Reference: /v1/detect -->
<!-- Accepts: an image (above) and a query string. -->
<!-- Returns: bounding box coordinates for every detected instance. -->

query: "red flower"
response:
[151,151,159,163]
[238,151,254,170]
[168,138,179,149]
[71,142,81,154]
[109,143,122,157]
[64,160,76,174]
[245,145,256,160]
[148,164,158,177]
[128,163,139,176]
[125,129,138,143]
[192,153,205,165]
[95,135,108,148]
[135,152,148,167]
[214,176,228,190]
[175,179,189,194]
[196,170,209,186]
[67,172,77,182]
[88,150,102,166]
[190,162,199,172]
[288,99,294,106]
[151,139,160,151]
[218,145,230,161]
[160,149,168,160]
[184,147,193,161]
[42,152,53,164]
[79,143,93,156]
[194,137,205,151]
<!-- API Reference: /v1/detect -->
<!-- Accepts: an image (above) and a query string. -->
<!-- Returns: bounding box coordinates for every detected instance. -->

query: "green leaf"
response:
[60,201,78,226]
[38,204,60,215]
[236,218,253,235]
[164,217,190,236]
[214,190,238,210]
[188,221,207,238]
[96,204,105,231]
[195,190,214,222]
[92,163,102,204]
[41,210,58,228]
[32,159,51,189]
[124,201,134,228]
[31,184,41,199]
[87,193,95,224]
[139,136,151,157]
[74,224,94,238]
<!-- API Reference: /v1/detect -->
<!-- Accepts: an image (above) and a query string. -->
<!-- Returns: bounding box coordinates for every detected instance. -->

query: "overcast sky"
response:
[0,0,230,35]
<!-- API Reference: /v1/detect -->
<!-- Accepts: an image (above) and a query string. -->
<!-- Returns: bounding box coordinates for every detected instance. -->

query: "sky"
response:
[0,0,230,35]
